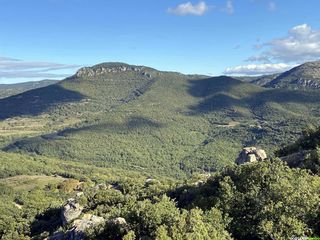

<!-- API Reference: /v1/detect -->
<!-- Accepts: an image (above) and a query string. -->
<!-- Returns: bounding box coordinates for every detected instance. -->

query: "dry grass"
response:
[0,175,66,191]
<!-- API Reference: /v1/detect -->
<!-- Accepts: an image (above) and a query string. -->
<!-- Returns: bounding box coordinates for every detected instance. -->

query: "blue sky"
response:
[1,0,320,83]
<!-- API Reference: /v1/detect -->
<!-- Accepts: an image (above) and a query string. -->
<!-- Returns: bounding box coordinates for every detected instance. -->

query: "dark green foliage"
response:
[171,160,320,240]
[89,196,231,240]
[276,125,320,174]
[277,125,320,156]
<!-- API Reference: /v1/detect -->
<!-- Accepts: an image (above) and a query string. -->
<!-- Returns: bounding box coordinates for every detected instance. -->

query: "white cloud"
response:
[224,63,294,75]
[255,24,320,63]
[167,1,209,16]
[226,24,320,75]
[0,56,80,79]
[268,1,276,11]
[224,1,234,14]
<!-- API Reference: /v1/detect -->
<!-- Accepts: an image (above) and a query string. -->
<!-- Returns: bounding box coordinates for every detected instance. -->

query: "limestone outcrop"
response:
[61,198,84,226]
[235,147,267,165]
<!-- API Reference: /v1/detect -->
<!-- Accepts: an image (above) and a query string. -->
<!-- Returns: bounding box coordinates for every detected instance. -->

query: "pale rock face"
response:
[75,64,150,78]
[61,198,84,226]
[254,149,267,161]
[71,214,105,238]
[236,147,267,165]
[247,154,257,163]
[50,214,105,240]
[110,217,127,225]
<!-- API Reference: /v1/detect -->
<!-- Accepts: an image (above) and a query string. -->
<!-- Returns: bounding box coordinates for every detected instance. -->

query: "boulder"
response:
[61,198,83,226]
[236,147,267,165]
[67,214,105,240]
[48,214,104,240]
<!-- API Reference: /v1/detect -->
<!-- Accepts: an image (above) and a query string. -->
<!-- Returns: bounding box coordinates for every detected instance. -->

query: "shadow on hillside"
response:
[187,76,320,115]
[0,84,85,120]
[58,116,163,136]
[3,116,163,152]
[30,207,62,236]
[188,76,243,98]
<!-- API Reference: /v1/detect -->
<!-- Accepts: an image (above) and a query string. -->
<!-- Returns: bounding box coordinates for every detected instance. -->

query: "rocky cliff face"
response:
[75,63,153,78]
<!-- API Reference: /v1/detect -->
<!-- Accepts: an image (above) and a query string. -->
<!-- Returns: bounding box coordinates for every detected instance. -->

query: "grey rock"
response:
[67,214,105,240]
[236,147,267,165]
[110,217,127,226]
[49,214,104,240]
[61,198,83,226]
[75,64,147,78]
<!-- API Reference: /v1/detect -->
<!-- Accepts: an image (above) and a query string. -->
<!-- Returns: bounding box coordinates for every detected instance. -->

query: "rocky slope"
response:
[266,61,320,89]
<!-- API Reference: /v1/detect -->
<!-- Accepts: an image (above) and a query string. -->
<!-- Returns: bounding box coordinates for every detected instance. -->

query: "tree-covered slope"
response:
[2,62,320,177]
[234,73,279,86]
[0,63,159,120]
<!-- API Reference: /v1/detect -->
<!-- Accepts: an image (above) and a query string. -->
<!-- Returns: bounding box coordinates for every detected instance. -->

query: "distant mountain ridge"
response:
[266,61,320,89]
[0,79,58,99]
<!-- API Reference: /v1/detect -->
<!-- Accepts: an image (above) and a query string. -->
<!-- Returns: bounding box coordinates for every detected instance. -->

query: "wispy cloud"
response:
[167,1,209,16]
[223,0,234,14]
[0,57,80,79]
[0,71,70,79]
[250,0,277,12]
[0,57,21,62]
[245,55,271,63]
[224,63,293,75]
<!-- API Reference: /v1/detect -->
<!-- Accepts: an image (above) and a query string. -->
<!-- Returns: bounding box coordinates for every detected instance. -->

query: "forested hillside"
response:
[1,139,320,239]
[2,62,320,177]
[0,62,320,239]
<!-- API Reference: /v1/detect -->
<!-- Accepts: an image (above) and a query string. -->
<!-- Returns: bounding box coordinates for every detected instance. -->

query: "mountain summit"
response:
[74,62,155,78]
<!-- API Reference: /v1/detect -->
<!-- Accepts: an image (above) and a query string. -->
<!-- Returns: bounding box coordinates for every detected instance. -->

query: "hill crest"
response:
[266,61,320,89]
[74,62,156,78]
